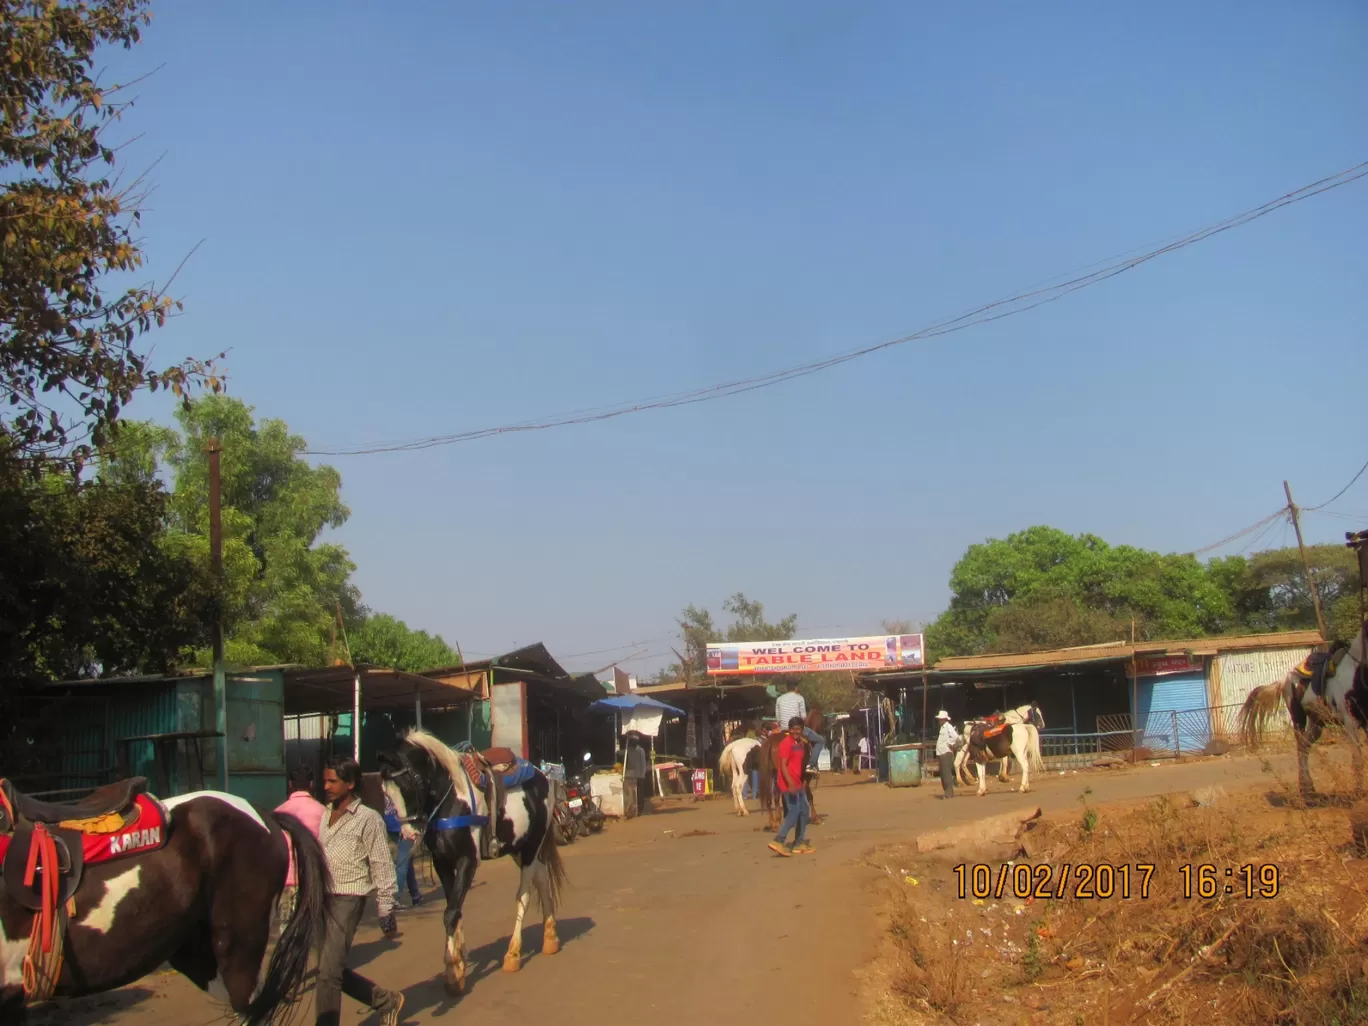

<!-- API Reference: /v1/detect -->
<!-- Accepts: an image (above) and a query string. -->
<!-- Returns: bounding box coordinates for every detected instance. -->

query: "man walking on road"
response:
[274,764,325,929]
[774,680,824,776]
[935,710,962,799]
[767,717,814,857]
[316,756,405,1026]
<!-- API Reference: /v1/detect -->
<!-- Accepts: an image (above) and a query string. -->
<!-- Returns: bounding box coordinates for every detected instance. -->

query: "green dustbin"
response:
[886,743,924,787]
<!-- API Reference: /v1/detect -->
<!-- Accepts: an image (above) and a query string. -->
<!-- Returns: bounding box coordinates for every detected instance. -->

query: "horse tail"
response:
[717,744,734,788]
[1239,680,1288,748]
[1029,725,1046,774]
[247,811,333,1026]
[537,818,569,914]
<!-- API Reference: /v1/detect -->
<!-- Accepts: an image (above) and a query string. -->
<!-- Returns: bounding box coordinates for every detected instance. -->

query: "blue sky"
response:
[110,1,1366,671]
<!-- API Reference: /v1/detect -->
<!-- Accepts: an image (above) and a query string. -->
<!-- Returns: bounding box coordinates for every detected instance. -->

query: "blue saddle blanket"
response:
[469,756,538,791]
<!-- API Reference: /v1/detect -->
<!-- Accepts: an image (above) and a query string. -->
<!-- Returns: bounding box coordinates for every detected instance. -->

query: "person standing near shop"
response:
[626,735,650,815]
[274,764,325,929]
[767,716,814,856]
[316,757,405,1026]
[935,710,963,799]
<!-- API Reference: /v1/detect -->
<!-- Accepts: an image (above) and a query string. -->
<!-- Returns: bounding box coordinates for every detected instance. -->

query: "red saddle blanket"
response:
[979,721,1010,741]
[0,793,169,867]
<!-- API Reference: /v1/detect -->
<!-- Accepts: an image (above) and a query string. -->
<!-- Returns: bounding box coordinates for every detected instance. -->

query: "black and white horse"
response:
[1239,631,1367,798]
[959,704,1046,795]
[378,730,566,996]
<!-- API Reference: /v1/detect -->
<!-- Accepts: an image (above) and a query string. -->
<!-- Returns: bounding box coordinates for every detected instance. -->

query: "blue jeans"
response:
[803,727,825,769]
[743,769,759,799]
[774,790,809,846]
[392,834,420,903]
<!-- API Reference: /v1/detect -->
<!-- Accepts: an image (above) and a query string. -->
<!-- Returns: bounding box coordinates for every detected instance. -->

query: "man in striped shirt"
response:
[316,757,404,1026]
[774,681,824,775]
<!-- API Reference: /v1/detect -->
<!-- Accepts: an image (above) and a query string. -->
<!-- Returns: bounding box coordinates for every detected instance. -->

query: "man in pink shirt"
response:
[275,765,326,926]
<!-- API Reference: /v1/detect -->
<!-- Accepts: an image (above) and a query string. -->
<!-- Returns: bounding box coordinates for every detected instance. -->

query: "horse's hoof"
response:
[443,976,465,997]
[502,954,522,973]
[543,938,560,956]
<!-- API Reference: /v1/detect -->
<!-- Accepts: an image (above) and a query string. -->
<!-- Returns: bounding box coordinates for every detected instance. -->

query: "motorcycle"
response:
[566,752,605,835]
[546,770,578,845]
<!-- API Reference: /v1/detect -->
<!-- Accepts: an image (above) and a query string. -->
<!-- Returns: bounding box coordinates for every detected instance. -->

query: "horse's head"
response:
[378,737,446,832]
[1029,703,1045,731]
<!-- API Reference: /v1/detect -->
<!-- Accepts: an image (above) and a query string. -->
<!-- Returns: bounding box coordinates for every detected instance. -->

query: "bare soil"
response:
[866,749,1368,1026]
[22,749,1337,1025]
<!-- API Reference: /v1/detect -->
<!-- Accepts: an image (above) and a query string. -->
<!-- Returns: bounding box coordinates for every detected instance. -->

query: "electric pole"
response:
[1283,480,1328,640]
[207,437,228,790]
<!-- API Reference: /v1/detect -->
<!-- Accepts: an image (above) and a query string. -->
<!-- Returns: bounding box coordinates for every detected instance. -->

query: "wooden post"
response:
[1284,481,1328,639]
[206,438,228,791]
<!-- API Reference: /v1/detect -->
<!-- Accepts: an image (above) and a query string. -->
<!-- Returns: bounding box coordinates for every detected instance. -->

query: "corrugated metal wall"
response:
[1212,647,1314,709]
[1136,674,1210,754]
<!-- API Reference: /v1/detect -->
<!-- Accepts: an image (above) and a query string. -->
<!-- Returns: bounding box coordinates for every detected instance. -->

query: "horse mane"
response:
[402,728,480,812]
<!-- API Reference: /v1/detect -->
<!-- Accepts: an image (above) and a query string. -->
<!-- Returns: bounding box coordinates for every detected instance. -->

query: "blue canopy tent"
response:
[588,695,686,717]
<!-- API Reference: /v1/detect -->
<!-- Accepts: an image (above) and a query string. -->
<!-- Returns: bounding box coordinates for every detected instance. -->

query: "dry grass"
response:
[866,762,1368,1025]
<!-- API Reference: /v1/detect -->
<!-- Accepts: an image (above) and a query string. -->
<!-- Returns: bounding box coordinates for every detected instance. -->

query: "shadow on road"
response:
[395,916,596,1018]
[29,986,156,1025]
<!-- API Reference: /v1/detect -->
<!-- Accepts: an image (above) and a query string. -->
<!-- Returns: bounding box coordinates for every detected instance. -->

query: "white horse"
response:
[961,704,1046,795]
[1239,631,1367,798]
[717,737,761,816]
[954,704,1043,786]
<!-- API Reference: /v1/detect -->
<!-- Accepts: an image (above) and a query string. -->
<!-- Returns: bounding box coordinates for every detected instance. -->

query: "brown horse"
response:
[756,730,817,832]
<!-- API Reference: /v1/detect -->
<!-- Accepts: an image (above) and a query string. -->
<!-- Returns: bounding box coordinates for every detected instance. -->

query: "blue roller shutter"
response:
[1135,674,1210,754]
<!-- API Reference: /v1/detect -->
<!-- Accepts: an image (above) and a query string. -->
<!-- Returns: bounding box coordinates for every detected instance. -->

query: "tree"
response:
[670,592,798,681]
[0,462,209,683]
[924,526,1242,657]
[349,614,461,673]
[112,395,360,666]
[1,0,221,469]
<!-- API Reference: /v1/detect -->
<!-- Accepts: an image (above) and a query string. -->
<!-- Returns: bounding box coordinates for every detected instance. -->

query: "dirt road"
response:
[31,750,1308,1026]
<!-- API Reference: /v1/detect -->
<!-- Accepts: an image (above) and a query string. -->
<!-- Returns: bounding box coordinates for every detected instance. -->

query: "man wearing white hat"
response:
[934,710,963,799]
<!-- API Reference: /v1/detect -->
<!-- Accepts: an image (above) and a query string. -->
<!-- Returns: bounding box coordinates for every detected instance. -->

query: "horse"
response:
[961,705,1046,795]
[953,705,1042,786]
[756,729,817,832]
[0,780,328,1026]
[378,730,567,996]
[717,737,761,816]
[1238,631,1367,799]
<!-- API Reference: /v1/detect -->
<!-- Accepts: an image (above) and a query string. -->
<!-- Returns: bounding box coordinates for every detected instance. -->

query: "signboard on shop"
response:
[1127,653,1205,677]
[705,633,925,675]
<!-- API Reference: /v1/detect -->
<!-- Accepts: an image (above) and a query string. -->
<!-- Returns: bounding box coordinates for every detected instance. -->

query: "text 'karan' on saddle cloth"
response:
[0,794,169,868]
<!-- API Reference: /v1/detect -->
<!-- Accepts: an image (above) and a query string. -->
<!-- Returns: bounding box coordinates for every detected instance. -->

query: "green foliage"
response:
[349,614,460,673]
[109,395,361,666]
[923,524,1353,658]
[0,460,210,682]
[0,0,222,469]
[673,592,797,680]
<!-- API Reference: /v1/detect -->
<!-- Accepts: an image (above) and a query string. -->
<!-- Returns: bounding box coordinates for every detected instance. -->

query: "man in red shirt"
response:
[768,717,814,856]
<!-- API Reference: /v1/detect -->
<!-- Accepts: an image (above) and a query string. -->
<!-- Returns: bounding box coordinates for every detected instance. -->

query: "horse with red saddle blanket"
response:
[0,776,328,1026]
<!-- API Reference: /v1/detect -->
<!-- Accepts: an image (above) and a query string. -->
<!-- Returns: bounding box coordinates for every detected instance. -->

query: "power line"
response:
[1182,507,1289,557]
[1305,455,1368,511]
[304,160,1368,457]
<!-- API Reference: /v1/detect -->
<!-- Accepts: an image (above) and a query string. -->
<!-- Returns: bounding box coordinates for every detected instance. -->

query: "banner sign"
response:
[706,634,924,675]
[1127,653,1204,678]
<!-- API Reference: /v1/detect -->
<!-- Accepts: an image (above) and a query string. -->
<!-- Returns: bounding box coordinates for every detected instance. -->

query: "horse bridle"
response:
[387,755,488,835]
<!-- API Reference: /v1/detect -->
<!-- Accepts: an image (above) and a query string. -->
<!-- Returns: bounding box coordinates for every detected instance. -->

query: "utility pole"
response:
[1284,480,1328,640]
[207,438,228,791]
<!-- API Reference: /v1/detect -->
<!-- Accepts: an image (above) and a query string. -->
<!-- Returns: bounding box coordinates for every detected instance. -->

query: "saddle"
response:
[452,749,541,859]
[1292,642,1351,700]
[0,776,169,1002]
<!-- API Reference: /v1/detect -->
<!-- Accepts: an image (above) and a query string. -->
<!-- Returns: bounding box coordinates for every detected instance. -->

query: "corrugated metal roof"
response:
[858,629,1325,680]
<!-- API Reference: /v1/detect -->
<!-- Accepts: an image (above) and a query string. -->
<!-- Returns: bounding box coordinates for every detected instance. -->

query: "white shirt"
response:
[936,721,962,757]
[775,690,807,728]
